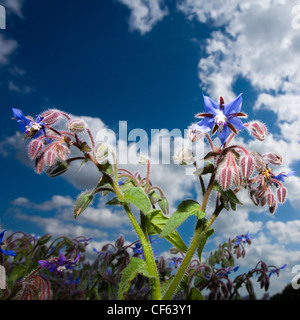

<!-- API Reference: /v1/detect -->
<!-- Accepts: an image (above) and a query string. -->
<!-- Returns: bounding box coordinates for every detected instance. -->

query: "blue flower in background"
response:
[271,170,295,183]
[193,93,247,145]
[0,230,16,257]
[235,231,253,246]
[268,264,287,278]
[12,108,47,139]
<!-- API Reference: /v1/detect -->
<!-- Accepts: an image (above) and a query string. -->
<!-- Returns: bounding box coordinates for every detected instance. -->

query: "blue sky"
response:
[1,0,300,297]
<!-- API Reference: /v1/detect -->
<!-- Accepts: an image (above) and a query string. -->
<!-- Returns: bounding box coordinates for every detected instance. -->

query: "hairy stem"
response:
[162,174,218,300]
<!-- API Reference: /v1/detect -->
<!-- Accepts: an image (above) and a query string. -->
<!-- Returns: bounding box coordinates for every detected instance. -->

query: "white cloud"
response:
[117,0,169,35]
[2,0,25,18]
[266,220,300,244]
[0,34,17,65]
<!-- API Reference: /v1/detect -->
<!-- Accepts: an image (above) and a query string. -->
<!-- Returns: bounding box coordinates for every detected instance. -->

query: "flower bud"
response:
[67,119,87,133]
[35,155,45,174]
[174,148,194,165]
[29,139,43,159]
[269,200,277,214]
[46,160,69,177]
[94,142,111,164]
[240,154,255,179]
[247,121,267,141]
[115,235,125,248]
[45,150,56,166]
[217,166,232,190]
[73,191,93,219]
[55,143,70,161]
[263,152,282,166]
[41,110,61,125]
[277,186,287,204]
[158,197,169,215]
[267,190,275,207]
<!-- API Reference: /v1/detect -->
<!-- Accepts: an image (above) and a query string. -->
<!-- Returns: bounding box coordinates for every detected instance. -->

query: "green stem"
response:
[88,152,161,299]
[162,175,218,300]
[123,203,161,300]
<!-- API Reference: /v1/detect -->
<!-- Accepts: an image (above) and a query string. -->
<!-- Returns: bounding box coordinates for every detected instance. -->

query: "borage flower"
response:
[38,251,80,274]
[0,230,16,257]
[234,232,253,246]
[12,108,48,140]
[192,93,247,145]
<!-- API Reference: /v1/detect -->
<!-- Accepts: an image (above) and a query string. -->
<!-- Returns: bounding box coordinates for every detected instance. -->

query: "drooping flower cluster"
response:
[11,108,95,175]
[185,93,295,214]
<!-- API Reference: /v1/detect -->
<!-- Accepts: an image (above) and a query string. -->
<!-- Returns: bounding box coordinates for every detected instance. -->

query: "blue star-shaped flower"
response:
[12,108,47,140]
[0,230,16,257]
[193,93,247,145]
[234,231,253,246]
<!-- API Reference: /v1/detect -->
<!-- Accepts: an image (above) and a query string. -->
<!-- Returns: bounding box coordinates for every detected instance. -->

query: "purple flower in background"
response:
[0,230,16,257]
[192,93,247,145]
[38,251,80,274]
[12,108,47,140]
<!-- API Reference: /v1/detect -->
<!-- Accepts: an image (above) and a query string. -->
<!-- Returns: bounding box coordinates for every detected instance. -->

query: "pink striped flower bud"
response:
[240,154,255,179]
[277,186,287,204]
[55,143,70,161]
[217,166,232,190]
[269,200,277,214]
[267,189,275,207]
[45,150,56,167]
[263,152,282,166]
[41,109,61,125]
[28,139,43,159]
[247,121,267,141]
[67,119,87,133]
[217,154,233,190]
[249,188,259,206]
[35,155,45,174]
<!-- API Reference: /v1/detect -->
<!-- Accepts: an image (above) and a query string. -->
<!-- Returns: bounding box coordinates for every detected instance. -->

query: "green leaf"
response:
[122,187,152,214]
[105,197,121,205]
[190,287,205,300]
[197,226,214,262]
[213,183,243,211]
[117,257,155,300]
[146,209,188,253]
[73,191,94,219]
[160,200,205,238]
[193,161,214,176]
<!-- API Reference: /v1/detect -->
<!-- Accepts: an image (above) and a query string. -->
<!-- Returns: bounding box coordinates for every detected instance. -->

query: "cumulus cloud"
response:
[117,0,169,34]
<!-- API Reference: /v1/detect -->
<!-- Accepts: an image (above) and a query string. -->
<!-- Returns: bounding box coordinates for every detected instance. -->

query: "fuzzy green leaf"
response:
[146,209,188,253]
[117,257,155,300]
[122,187,152,214]
[160,200,205,238]
[190,287,205,300]
[213,183,243,211]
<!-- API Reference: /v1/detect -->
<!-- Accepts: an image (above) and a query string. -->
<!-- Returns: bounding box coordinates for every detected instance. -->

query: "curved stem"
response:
[162,174,220,300]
